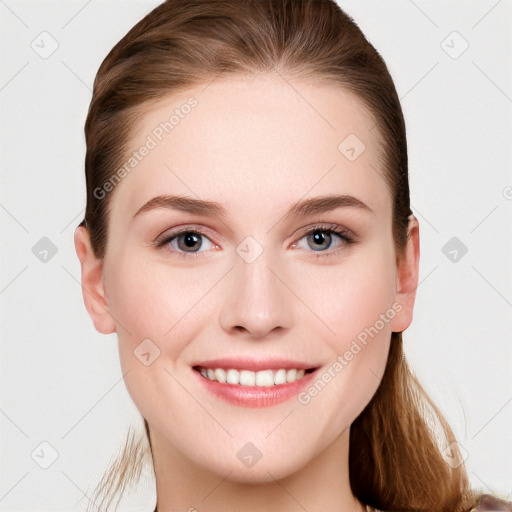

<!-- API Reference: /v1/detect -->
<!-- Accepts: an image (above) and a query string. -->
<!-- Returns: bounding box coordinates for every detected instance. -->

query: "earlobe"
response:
[74,226,116,335]
[390,215,420,333]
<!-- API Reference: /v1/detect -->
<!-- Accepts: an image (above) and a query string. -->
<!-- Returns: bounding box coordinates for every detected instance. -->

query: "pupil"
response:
[311,231,330,251]
[181,233,201,251]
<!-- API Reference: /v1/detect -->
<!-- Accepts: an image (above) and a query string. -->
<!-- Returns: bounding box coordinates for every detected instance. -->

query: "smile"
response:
[192,365,319,408]
[194,366,315,386]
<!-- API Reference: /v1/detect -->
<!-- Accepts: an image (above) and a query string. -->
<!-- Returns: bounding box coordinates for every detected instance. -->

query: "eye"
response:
[292,223,355,258]
[154,223,355,260]
[155,227,216,259]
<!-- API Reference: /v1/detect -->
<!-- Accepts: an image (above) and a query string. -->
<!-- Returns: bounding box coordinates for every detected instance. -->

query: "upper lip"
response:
[192,357,319,372]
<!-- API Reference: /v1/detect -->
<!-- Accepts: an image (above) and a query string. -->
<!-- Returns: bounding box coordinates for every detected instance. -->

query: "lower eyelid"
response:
[161,231,214,251]
[293,230,351,251]
[157,226,353,256]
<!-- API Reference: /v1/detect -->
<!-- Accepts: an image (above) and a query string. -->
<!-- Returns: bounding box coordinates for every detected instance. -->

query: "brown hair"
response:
[79,0,483,510]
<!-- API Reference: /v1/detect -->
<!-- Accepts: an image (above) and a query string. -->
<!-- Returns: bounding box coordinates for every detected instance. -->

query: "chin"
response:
[198,444,310,484]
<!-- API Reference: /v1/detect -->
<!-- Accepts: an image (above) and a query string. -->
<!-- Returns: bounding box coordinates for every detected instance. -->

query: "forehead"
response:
[111,75,390,222]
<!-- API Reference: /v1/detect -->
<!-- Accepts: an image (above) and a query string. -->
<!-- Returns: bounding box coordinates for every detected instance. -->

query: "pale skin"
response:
[75,74,420,512]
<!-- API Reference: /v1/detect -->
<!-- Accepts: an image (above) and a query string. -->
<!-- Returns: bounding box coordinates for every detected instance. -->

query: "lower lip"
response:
[193,368,318,408]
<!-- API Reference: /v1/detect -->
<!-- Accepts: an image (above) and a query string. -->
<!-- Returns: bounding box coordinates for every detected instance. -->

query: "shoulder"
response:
[470,494,512,511]
[368,495,512,512]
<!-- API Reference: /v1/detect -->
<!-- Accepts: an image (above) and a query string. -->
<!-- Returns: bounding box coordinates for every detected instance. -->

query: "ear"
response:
[74,226,116,334]
[389,214,420,333]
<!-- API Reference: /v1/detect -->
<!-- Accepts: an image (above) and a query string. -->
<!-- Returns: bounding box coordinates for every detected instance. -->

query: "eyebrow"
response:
[132,193,375,220]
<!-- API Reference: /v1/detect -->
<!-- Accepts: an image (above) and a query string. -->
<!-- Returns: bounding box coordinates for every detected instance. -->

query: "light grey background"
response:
[1,1,511,510]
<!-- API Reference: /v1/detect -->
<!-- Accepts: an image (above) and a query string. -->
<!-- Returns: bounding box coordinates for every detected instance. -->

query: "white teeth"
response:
[198,367,310,386]
[274,369,287,385]
[255,370,274,387]
[214,368,227,383]
[226,369,239,384]
[286,368,297,382]
[239,370,255,386]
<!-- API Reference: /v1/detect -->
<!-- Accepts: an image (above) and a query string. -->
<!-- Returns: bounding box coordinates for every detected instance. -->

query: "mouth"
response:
[193,366,317,387]
[191,361,320,408]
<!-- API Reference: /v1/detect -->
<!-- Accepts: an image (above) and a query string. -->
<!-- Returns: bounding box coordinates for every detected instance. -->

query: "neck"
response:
[150,426,364,512]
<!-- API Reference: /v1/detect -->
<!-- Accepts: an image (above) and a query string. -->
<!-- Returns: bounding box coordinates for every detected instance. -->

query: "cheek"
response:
[307,242,397,346]
[103,252,211,381]
[103,253,207,426]
[105,251,210,337]
[295,244,396,420]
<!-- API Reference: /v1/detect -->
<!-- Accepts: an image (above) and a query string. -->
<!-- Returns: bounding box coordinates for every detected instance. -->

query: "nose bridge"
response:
[218,235,293,337]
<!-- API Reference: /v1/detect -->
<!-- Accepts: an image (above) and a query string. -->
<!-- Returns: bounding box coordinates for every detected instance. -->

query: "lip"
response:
[191,357,318,371]
[192,364,320,408]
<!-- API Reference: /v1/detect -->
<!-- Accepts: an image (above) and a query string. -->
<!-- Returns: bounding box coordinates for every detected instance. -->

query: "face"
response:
[76,74,418,483]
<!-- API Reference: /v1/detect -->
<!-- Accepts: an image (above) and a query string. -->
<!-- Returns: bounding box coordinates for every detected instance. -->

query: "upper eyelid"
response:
[295,223,354,239]
[155,223,354,248]
[155,224,219,245]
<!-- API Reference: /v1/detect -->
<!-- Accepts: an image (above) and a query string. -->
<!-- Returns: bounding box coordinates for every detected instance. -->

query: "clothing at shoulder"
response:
[470,494,512,511]
[152,496,512,512]
[370,494,512,512]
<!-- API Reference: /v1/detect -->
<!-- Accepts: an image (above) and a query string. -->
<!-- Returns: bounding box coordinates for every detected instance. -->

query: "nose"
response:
[218,246,294,339]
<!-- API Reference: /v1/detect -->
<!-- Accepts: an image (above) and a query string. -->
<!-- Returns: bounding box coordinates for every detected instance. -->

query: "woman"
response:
[74,0,511,510]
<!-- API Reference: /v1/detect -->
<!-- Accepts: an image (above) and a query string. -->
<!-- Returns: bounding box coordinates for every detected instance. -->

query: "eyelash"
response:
[154,223,355,260]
